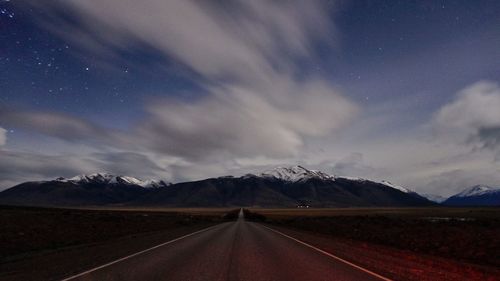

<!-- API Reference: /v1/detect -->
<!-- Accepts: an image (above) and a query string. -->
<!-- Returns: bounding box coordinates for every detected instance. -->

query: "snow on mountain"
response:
[378,180,411,193]
[255,166,413,194]
[52,166,416,195]
[110,175,143,186]
[443,185,500,206]
[421,193,447,203]
[333,176,412,193]
[56,173,170,188]
[141,179,171,189]
[258,165,335,182]
[453,185,500,197]
[64,173,115,184]
[335,176,363,181]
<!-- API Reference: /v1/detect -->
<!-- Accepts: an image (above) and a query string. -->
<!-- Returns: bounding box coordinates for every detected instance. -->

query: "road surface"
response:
[62,210,389,281]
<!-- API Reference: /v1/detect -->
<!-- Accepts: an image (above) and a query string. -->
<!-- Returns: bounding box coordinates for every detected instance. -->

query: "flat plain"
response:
[1,206,499,281]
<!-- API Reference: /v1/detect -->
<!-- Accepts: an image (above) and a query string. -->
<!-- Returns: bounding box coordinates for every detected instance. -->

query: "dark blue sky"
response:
[0,0,499,194]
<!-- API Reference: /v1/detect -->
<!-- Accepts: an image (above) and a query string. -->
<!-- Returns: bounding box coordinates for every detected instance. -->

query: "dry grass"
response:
[251,207,500,219]
[67,206,235,216]
[0,205,235,262]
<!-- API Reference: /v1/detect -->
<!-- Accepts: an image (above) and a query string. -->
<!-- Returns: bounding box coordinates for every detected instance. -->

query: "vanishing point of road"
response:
[61,210,390,281]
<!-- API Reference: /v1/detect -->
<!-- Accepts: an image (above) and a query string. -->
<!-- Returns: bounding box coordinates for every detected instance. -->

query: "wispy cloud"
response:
[32,1,335,84]
[0,127,6,147]
[0,150,96,189]
[0,107,112,142]
[21,0,357,159]
[332,152,376,178]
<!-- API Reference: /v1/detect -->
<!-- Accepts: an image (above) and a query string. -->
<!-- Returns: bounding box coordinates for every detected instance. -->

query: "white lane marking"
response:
[60,223,224,281]
[259,224,393,281]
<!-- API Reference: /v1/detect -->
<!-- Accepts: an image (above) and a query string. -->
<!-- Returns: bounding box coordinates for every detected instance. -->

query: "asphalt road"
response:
[62,210,389,281]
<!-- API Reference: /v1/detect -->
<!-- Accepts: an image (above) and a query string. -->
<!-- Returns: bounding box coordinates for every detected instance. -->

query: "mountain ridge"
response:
[443,185,500,206]
[54,173,171,188]
[0,166,435,207]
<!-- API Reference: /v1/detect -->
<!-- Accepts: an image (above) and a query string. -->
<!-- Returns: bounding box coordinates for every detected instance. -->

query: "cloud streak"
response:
[137,80,357,159]
[22,0,357,159]
[33,1,334,84]
[0,127,6,147]
[0,107,112,143]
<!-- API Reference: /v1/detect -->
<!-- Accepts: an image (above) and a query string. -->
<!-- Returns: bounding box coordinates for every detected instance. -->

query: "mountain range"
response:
[0,166,498,207]
[0,166,432,207]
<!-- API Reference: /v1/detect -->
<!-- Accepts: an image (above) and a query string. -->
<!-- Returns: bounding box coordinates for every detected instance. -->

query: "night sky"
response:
[1,0,499,196]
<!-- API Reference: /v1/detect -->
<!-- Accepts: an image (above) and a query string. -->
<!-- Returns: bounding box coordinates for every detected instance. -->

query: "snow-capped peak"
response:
[255,166,414,194]
[66,173,115,184]
[454,185,499,197]
[259,165,335,182]
[110,176,143,186]
[379,180,411,193]
[56,173,170,188]
[140,179,171,189]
